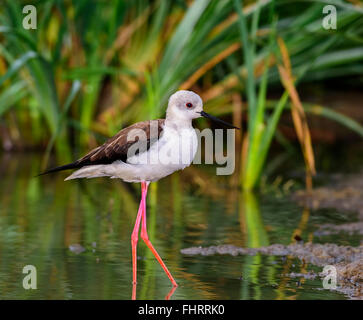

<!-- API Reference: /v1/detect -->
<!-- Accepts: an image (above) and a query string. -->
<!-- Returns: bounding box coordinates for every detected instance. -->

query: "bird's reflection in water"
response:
[131,283,177,300]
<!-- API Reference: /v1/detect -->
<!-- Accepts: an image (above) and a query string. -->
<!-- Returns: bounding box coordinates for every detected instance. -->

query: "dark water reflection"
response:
[0,154,352,299]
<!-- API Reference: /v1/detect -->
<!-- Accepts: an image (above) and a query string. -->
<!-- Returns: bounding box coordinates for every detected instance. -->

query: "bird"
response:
[40,90,238,289]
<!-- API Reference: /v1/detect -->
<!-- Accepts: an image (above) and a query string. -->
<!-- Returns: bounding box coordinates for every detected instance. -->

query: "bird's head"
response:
[166,90,239,129]
[166,90,203,121]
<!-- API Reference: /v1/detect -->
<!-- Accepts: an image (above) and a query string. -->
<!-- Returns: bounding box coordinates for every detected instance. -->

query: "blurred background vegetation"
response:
[1,0,363,300]
[1,0,363,189]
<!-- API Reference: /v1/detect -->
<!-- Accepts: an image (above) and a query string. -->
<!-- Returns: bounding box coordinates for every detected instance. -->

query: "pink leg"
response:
[140,181,178,287]
[131,185,147,286]
[165,285,177,300]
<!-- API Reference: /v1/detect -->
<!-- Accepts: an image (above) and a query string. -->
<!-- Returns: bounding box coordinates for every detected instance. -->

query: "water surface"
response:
[0,154,357,299]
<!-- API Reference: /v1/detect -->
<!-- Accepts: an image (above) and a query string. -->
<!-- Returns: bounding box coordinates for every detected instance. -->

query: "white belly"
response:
[122,126,198,182]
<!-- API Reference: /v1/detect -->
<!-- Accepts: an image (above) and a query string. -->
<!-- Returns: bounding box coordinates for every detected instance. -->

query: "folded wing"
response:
[39,119,165,175]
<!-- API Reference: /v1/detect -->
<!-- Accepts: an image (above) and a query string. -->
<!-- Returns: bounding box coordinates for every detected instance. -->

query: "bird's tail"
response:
[37,162,80,177]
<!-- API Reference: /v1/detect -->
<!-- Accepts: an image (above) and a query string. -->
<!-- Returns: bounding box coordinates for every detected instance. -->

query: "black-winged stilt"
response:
[40,90,238,290]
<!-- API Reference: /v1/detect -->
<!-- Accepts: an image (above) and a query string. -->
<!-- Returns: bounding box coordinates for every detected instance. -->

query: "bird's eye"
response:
[186,102,193,108]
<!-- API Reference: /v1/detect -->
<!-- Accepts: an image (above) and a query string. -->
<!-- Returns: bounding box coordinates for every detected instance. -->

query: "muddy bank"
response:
[293,171,363,218]
[293,171,363,240]
[181,243,362,299]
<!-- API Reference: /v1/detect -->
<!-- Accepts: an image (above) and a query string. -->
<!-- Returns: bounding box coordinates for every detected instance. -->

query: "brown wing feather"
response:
[78,119,165,165]
[39,119,165,175]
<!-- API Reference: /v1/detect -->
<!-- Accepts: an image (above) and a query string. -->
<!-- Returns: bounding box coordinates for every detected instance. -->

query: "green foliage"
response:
[1,0,363,186]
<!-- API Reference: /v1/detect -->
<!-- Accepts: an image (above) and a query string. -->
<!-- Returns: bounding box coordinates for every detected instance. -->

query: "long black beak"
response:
[198,111,240,129]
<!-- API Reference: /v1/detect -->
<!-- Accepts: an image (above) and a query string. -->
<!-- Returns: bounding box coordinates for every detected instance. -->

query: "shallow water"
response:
[0,153,359,300]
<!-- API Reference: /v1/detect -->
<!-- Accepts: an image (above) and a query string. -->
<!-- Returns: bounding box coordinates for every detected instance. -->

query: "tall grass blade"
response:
[277,37,316,190]
[234,0,256,127]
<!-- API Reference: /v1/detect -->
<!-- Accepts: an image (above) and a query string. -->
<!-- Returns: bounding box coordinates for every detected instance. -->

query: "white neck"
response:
[165,117,193,130]
[165,107,193,130]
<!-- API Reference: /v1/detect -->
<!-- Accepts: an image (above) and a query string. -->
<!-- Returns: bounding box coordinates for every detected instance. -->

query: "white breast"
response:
[115,125,198,182]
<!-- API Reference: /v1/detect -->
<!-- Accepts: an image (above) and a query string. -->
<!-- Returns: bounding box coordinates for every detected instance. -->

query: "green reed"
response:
[1,0,363,188]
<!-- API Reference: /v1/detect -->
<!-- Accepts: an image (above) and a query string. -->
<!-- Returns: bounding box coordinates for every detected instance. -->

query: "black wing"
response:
[39,119,165,175]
